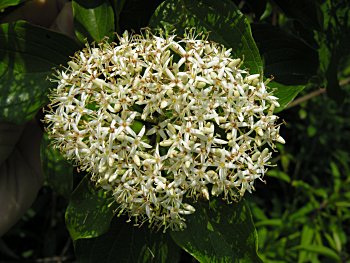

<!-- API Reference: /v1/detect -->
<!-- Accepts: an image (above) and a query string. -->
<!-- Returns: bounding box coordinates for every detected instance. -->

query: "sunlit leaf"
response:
[72,0,115,43]
[170,199,262,263]
[65,176,116,240]
[149,0,263,74]
[0,21,79,124]
[75,217,181,263]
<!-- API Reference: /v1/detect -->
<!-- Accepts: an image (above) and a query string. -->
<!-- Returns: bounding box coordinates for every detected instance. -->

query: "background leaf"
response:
[170,199,262,263]
[40,134,73,198]
[0,21,79,124]
[118,0,163,32]
[149,0,263,74]
[65,176,116,240]
[75,217,181,263]
[291,244,341,261]
[0,0,24,10]
[72,0,115,43]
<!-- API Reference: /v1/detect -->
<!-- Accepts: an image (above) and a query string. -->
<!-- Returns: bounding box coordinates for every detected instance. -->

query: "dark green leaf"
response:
[65,176,116,240]
[149,0,263,74]
[273,0,323,31]
[252,23,318,85]
[40,134,73,198]
[170,199,262,263]
[72,0,115,43]
[0,0,24,10]
[75,217,181,263]
[119,0,164,32]
[110,0,127,33]
[0,21,79,124]
[268,82,304,112]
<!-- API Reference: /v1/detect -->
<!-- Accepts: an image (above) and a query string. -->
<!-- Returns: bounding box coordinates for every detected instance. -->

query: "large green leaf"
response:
[252,23,318,85]
[149,0,263,74]
[75,217,181,263]
[170,199,262,263]
[40,134,73,198]
[72,0,115,43]
[0,0,24,10]
[0,21,79,124]
[273,0,324,31]
[65,176,116,240]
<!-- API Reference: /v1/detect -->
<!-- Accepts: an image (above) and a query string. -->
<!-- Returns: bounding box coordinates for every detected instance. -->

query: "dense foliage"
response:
[0,0,349,262]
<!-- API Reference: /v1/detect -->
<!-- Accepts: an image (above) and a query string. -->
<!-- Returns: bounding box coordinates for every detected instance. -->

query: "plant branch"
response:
[285,88,326,109]
[285,76,350,109]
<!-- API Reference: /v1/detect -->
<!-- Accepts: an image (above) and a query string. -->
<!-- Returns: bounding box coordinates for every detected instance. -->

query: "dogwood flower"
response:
[44,30,285,231]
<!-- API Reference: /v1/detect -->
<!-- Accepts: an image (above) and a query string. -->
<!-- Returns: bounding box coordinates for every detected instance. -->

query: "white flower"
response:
[44,30,285,231]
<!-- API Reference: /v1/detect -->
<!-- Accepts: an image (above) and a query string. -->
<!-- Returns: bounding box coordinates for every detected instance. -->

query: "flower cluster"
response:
[44,31,285,231]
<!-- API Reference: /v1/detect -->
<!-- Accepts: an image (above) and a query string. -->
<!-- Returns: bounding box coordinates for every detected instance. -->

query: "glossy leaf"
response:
[72,0,115,43]
[0,0,24,10]
[65,176,116,240]
[149,0,263,74]
[170,199,262,263]
[40,134,73,198]
[75,217,181,263]
[0,21,79,124]
[252,23,318,85]
[269,82,304,112]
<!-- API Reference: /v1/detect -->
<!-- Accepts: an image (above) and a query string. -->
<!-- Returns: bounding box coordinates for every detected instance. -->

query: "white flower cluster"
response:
[44,31,285,231]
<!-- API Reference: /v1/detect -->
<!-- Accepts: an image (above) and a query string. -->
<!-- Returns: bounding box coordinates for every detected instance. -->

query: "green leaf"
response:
[75,217,181,263]
[110,0,127,33]
[269,82,305,112]
[252,23,318,85]
[267,170,291,183]
[149,0,263,74]
[170,199,262,263]
[298,225,314,263]
[0,0,24,10]
[291,245,340,261]
[65,176,116,240]
[40,134,73,198]
[72,0,115,43]
[273,0,324,31]
[255,219,282,227]
[0,21,80,124]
